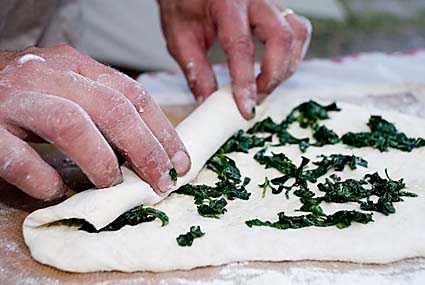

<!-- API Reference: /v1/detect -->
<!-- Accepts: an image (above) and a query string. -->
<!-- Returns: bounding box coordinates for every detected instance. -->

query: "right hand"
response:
[0,45,191,201]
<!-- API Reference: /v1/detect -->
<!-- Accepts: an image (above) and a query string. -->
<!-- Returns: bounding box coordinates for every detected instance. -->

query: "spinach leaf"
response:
[254,148,297,175]
[79,205,169,233]
[176,153,251,219]
[220,130,272,153]
[247,101,341,152]
[312,125,340,147]
[258,177,273,198]
[169,168,177,182]
[246,210,373,230]
[285,100,341,130]
[342,115,425,152]
[176,226,205,246]
[207,153,242,184]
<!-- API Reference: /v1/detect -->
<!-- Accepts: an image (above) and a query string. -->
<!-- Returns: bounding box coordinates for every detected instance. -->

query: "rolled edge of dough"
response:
[22,87,265,231]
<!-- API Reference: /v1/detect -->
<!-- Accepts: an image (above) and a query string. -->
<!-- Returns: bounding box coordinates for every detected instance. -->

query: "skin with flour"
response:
[0,46,191,199]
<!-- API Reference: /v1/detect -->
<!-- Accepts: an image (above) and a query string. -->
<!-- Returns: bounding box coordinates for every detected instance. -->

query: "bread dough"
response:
[23,87,425,272]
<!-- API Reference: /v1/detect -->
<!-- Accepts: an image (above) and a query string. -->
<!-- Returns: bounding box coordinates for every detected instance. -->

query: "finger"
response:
[284,13,312,78]
[18,45,191,177]
[0,127,63,200]
[79,66,192,177]
[249,2,295,98]
[11,65,177,193]
[212,1,257,119]
[165,30,217,103]
[1,91,123,189]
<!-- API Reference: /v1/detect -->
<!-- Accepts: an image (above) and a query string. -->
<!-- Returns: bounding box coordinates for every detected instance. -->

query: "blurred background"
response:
[76,0,425,74]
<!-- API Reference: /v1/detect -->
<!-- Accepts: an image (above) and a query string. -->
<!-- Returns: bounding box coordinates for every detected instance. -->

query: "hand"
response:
[0,45,191,200]
[158,0,312,119]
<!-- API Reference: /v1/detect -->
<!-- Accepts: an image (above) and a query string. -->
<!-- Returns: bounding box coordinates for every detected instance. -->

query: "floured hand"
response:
[158,0,312,119]
[0,45,191,200]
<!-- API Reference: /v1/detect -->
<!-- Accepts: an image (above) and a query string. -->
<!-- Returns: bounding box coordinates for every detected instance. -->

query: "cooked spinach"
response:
[342,115,425,152]
[255,151,368,197]
[254,148,297,175]
[247,101,341,152]
[79,205,169,233]
[207,153,242,184]
[176,226,205,246]
[246,210,373,230]
[312,126,340,147]
[169,168,177,182]
[285,100,341,130]
[259,177,275,198]
[176,153,251,219]
[317,170,416,216]
[219,130,272,153]
[248,117,283,134]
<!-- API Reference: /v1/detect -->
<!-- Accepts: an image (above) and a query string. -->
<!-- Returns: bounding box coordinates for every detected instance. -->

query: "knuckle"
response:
[274,27,295,48]
[131,85,151,109]
[0,147,26,178]
[294,17,312,42]
[222,35,254,57]
[52,44,79,55]
[48,102,91,142]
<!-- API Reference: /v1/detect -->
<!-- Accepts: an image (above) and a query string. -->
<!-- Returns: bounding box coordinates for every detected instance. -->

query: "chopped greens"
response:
[277,130,310,152]
[258,177,274,198]
[176,154,251,218]
[342,115,425,152]
[219,130,272,153]
[248,117,283,134]
[312,126,340,147]
[247,100,341,152]
[207,153,242,184]
[285,100,341,130]
[246,210,373,230]
[169,168,177,182]
[254,150,368,197]
[254,148,297,175]
[79,205,169,233]
[176,226,205,246]
[315,170,415,216]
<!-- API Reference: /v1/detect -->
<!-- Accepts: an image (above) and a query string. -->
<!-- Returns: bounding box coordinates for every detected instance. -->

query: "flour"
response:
[17,54,46,65]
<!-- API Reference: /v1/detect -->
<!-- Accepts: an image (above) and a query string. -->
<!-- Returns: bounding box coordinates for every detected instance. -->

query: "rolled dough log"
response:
[22,87,425,272]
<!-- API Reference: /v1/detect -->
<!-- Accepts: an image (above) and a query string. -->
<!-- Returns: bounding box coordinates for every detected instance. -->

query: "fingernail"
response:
[196,96,205,105]
[171,150,191,175]
[157,171,175,193]
[257,93,267,104]
[44,184,65,201]
[245,98,256,119]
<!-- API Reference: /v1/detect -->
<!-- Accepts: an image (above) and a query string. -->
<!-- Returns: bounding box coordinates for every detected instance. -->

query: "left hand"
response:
[158,0,312,119]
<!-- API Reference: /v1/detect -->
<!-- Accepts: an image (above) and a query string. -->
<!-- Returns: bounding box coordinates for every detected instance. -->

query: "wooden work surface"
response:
[1,84,425,284]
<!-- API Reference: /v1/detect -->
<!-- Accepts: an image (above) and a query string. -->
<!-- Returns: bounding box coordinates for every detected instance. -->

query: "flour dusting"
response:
[17,54,46,65]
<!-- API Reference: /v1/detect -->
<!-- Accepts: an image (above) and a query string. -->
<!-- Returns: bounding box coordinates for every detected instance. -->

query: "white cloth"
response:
[138,50,425,106]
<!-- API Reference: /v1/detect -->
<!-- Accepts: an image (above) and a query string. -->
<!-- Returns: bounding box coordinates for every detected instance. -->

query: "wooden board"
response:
[1,84,425,284]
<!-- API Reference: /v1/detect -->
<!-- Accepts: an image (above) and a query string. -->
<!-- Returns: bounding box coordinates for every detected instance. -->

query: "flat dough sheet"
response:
[23,87,425,273]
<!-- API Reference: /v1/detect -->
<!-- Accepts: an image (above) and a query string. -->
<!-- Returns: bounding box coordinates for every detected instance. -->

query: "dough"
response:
[23,87,425,273]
